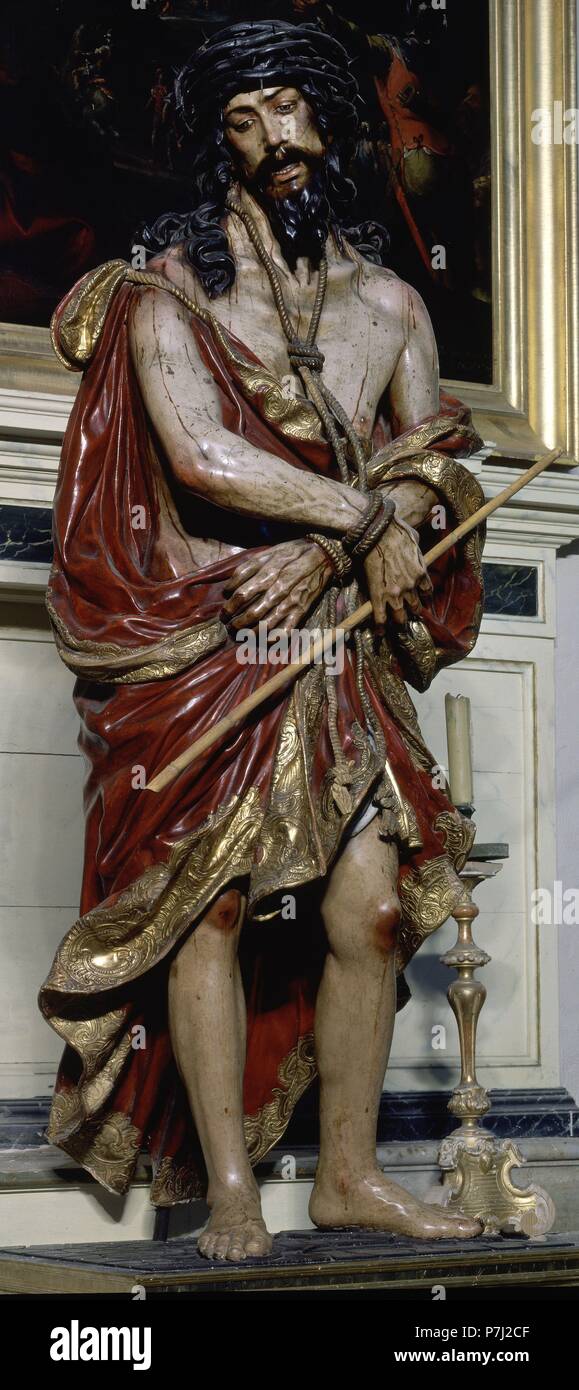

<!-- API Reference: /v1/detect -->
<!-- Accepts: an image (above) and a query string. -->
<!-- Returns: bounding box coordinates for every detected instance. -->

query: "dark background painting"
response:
[0,0,491,382]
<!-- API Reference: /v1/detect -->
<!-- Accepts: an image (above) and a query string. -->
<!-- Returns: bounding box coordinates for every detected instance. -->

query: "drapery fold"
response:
[39,256,485,1203]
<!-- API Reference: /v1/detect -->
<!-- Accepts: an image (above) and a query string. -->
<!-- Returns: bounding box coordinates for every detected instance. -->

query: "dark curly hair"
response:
[139,20,389,296]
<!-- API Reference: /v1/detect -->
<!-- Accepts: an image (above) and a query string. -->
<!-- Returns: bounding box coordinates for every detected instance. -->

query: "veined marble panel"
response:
[482,563,538,617]
[0,507,53,565]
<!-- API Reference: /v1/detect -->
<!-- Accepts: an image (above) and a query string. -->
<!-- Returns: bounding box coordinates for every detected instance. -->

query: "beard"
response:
[250,150,331,269]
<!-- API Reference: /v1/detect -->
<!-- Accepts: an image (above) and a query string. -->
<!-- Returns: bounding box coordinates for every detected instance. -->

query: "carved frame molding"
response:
[454,0,579,464]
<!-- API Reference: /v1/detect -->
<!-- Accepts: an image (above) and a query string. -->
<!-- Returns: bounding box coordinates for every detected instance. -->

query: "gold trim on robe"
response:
[42,256,486,1203]
[46,592,227,683]
[51,257,327,446]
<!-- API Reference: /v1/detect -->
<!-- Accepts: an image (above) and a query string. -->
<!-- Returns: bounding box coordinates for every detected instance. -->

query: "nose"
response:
[261,111,286,154]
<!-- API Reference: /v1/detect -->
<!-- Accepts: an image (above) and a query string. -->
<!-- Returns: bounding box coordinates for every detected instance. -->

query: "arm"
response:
[130,282,431,633]
[361,282,440,625]
[129,288,369,535]
[377,281,439,527]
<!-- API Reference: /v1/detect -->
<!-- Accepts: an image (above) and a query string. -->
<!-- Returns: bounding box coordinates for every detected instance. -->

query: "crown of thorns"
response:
[174,20,360,139]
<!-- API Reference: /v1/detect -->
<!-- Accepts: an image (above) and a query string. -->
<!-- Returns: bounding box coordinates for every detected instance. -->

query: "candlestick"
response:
[438,853,555,1236]
[445,693,474,807]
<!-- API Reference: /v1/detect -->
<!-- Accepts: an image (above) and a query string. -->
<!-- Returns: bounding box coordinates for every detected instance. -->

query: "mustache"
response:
[253,146,321,189]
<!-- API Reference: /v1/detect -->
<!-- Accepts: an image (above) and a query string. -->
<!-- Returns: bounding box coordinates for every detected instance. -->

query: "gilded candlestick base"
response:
[437,860,556,1237]
[439,1132,556,1237]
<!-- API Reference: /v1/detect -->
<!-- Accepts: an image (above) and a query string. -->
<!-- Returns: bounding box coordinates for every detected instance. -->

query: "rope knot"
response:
[288,341,325,372]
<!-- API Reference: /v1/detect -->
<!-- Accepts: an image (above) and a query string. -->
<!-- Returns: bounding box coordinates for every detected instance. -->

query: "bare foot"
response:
[309,1169,482,1240]
[198,1188,273,1262]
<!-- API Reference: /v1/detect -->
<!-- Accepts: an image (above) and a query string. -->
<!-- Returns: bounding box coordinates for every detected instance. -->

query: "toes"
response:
[197,1233,214,1260]
[227,1239,247,1262]
[435,1214,483,1240]
[443,1212,482,1232]
[456,1218,483,1238]
[245,1235,273,1258]
[213,1233,232,1261]
[198,1220,272,1263]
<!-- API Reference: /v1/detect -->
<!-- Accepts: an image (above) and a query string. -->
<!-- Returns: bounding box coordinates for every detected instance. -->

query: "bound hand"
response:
[364,514,432,631]
[222,538,333,633]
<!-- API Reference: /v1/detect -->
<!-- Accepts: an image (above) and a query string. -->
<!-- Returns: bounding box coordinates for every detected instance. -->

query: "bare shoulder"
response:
[129,243,208,360]
[144,242,201,297]
[131,242,208,324]
[345,244,435,345]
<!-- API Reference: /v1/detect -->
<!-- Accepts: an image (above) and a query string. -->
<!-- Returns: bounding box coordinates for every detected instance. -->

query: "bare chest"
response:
[193,253,403,439]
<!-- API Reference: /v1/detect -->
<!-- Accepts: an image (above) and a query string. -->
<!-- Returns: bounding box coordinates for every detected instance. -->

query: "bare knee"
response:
[169,889,244,985]
[323,892,401,964]
[372,896,401,954]
[205,889,244,934]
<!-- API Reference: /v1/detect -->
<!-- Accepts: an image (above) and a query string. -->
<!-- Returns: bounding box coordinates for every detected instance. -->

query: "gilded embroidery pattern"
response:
[434,809,477,872]
[248,589,382,913]
[50,259,129,370]
[46,592,227,684]
[48,1107,142,1196]
[150,1156,207,1207]
[243,1034,317,1164]
[41,790,263,999]
[364,643,439,773]
[397,855,470,971]
[396,619,440,692]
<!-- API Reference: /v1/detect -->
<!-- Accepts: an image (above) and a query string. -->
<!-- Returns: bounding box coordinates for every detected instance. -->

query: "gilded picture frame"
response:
[462,0,579,464]
[0,0,577,466]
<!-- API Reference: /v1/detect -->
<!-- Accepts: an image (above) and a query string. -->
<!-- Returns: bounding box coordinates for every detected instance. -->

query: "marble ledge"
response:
[2,1089,577,1156]
[2,1136,579,1190]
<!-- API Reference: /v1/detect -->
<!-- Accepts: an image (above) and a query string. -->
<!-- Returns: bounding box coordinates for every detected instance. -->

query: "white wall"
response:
[0,599,83,1098]
[556,541,579,1101]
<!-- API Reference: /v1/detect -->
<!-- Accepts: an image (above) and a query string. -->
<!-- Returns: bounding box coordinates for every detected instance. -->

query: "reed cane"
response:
[147,449,560,793]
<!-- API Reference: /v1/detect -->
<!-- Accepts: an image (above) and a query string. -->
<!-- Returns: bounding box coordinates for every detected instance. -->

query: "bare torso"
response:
[188,207,408,438]
[131,188,438,577]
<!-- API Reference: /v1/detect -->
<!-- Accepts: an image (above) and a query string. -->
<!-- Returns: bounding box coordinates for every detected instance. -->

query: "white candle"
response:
[445,693,474,806]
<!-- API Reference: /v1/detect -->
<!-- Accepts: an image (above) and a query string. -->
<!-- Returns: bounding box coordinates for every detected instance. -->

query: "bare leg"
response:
[168,888,272,1261]
[309,818,481,1239]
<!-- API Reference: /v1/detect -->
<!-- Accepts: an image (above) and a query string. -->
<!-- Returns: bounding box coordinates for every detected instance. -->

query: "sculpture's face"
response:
[223,85,326,201]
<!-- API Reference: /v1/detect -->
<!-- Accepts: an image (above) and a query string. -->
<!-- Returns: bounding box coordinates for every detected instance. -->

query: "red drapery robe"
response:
[39,256,485,1204]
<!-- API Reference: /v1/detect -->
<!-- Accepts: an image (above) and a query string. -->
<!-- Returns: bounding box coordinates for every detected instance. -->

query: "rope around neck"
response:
[225,195,369,491]
[223,195,394,816]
